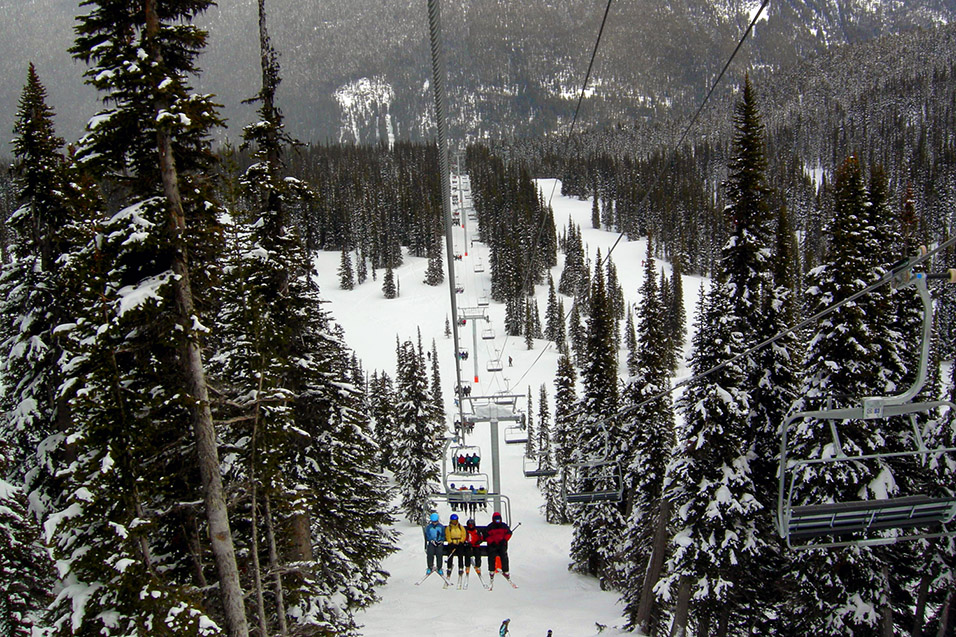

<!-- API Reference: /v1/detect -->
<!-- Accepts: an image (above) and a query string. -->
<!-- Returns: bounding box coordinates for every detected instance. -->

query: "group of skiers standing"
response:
[423,512,512,581]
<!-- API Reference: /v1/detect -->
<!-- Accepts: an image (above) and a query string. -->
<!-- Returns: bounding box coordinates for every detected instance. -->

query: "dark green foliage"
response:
[339,248,355,289]
[382,266,397,299]
[393,339,444,524]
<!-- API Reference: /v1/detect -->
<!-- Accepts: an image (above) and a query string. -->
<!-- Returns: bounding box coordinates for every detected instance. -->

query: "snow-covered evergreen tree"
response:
[549,349,576,525]
[339,247,355,289]
[569,253,623,588]
[783,156,906,635]
[393,339,444,524]
[620,254,676,632]
[658,281,761,635]
[383,266,397,298]
[0,440,52,635]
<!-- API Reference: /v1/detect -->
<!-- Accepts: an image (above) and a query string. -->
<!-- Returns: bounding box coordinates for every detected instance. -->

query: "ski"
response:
[457,572,464,590]
[502,573,518,589]
[414,571,432,586]
[439,572,452,588]
[475,570,489,589]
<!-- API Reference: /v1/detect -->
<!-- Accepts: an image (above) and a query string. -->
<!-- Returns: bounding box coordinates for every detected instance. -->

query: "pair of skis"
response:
[414,570,451,588]
[488,571,518,591]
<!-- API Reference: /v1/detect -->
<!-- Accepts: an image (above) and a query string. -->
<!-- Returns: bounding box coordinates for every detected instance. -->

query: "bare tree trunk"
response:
[637,497,671,634]
[289,512,313,562]
[937,588,955,637]
[264,495,288,636]
[670,576,692,637]
[250,412,269,637]
[912,572,930,636]
[882,565,894,637]
[183,510,208,589]
[145,2,248,634]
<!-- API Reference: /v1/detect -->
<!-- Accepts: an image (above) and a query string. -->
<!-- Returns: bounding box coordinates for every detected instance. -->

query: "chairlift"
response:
[523,454,557,478]
[481,327,495,340]
[474,260,485,273]
[778,265,956,549]
[477,296,490,307]
[493,392,517,407]
[563,423,623,503]
[504,425,528,445]
[456,347,469,361]
[444,473,490,494]
[487,358,503,372]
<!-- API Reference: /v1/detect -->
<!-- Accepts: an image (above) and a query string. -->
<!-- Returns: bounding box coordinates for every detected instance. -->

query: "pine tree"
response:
[0,440,53,635]
[549,349,577,525]
[58,0,245,631]
[544,274,563,343]
[393,339,444,524]
[423,232,444,286]
[339,247,355,289]
[783,156,903,635]
[524,387,536,458]
[383,266,397,299]
[524,300,535,350]
[430,339,443,412]
[620,255,677,633]
[569,253,623,587]
[659,283,759,635]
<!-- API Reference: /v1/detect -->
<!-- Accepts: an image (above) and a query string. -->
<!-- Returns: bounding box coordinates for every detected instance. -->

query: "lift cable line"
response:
[508,0,770,391]
[427,0,468,435]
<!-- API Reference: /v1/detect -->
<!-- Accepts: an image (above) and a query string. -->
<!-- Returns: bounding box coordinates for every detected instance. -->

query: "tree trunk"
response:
[912,572,930,636]
[264,495,289,636]
[696,611,711,637]
[145,2,248,634]
[937,588,955,637]
[250,416,269,637]
[289,512,313,562]
[881,565,894,637]
[670,576,692,637]
[637,497,671,634]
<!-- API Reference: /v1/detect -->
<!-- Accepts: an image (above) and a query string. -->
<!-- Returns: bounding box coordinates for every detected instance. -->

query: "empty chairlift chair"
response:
[778,264,956,550]
[481,326,495,340]
[487,357,503,372]
[563,423,623,503]
[523,454,557,478]
[503,424,528,445]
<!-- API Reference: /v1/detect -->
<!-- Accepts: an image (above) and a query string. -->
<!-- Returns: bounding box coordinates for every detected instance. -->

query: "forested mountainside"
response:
[2,0,955,152]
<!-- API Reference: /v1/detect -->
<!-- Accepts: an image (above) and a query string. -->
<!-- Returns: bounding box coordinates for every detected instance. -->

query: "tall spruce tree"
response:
[620,254,677,633]
[783,156,904,635]
[55,0,247,632]
[659,282,759,635]
[569,253,623,588]
[549,348,577,525]
[393,339,444,524]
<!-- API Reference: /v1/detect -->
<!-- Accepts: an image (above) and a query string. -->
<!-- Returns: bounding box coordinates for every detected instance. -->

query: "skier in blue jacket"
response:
[423,512,445,575]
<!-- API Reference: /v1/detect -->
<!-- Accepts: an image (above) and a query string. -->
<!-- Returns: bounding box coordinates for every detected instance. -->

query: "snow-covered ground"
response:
[313,179,704,637]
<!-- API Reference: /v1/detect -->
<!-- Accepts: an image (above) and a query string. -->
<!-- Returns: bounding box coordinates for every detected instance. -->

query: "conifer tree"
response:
[383,266,397,299]
[339,247,355,289]
[430,339,443,412]
[1,63,75,486]
[0,440,52,635]
[393,339,444,524]
[568,300,586,364]
[659,282,759,635]
[524,387,536,458]
[620,255,676,633]
[356,249,368,284]
[549,349,576,524]
[59,0,246,631]
[569,254,623,587]
[783,156,903,635]
[544,274,562,343]
[525,300,536,350]
[369,371,397,471]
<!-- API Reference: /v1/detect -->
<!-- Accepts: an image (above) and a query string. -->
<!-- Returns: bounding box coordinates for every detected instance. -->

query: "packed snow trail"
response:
[316,180,702,637]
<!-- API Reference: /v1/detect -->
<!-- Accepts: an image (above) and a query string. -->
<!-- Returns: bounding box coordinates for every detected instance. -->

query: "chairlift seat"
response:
[504,426,528,444]
[566,489,623,504]
[523,455,557,478]
[787,495,956,540]
[487,359,503,372]
[481,328,495,340]
[477,296,489,307]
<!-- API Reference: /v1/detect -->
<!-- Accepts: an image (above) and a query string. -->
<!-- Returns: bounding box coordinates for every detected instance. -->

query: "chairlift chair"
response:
[504,425,528,445]
[478,296,490,307]
[474,260,485,273]
[487,358,503,372]
[523,454,557,478]
[481,327,495,340]
[563,423,623,503]
[777,266,956,550]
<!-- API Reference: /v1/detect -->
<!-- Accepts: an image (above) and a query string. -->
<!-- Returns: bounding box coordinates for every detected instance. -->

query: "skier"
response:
[445,514,467,577]
[499,618,511,636]
[486,512,513,585]
[464,518,484,580]
[423,512,445,575]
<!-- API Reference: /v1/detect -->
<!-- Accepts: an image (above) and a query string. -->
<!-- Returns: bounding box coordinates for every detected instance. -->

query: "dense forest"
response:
[3,0,956,635]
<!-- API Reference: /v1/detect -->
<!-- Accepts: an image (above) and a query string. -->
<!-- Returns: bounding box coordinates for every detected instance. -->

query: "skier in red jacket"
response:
[485,512,512,584]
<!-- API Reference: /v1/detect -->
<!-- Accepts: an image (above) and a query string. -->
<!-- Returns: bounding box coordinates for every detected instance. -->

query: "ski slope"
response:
[313,179,705,637]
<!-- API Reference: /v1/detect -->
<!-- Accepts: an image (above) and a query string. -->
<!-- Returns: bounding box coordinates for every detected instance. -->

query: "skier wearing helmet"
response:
[445,513,467,576]
[485,512,512,585]
[423,512,445,575]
